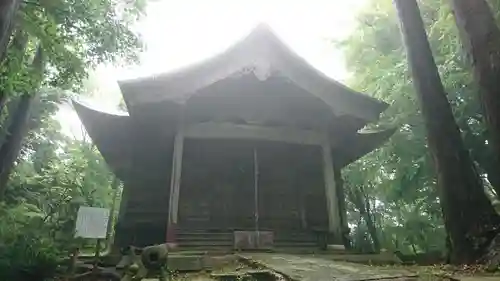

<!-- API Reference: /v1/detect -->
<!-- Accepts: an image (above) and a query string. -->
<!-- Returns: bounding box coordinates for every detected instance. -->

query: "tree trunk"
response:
[105,176,121,250]
[360,185,380,253]
[0,0,20,62]
[394,0,500,264]
[0,45,44,201]
[449,0,500,184]
[0,29,28,115]
[346,184,380,253]
[0,97,19,139]
[0,93,38,198]
[333,166,351,249]
[461,121,500,198]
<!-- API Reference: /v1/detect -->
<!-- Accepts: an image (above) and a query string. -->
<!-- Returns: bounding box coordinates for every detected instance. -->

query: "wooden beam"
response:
[184,122,327,145]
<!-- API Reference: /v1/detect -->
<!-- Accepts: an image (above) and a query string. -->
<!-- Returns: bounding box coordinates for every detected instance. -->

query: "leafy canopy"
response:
[340,0,499,253]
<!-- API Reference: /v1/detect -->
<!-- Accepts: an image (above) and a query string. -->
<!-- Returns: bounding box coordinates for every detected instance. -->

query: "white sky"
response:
[58,0,367,138]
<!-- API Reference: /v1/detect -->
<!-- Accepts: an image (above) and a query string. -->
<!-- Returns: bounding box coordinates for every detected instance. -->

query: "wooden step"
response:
[177,231,233,250]
[178,239,233,245]
[178,236,233,242]
[274,241,317,246]
[176,230,320,251]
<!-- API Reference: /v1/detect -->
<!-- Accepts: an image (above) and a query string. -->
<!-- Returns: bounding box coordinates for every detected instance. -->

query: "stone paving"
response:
[239,253,419,281]
[453,277,500,281]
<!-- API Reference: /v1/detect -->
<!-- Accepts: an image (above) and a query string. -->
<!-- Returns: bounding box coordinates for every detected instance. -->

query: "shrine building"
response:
[74,25,394,251]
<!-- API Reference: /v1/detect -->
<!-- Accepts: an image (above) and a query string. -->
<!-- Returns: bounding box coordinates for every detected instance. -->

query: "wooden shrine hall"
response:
[74,24,394,251]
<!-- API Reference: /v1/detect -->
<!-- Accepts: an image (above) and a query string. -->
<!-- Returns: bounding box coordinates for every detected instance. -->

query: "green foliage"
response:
[0,203,61,281]
[0,0,141,279]
[340,0,499,254]
[6,116,116,235]
[0,114,120,279]
[0,0,145,101]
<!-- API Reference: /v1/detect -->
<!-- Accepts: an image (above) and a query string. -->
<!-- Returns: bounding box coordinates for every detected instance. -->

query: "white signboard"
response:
[75,206,110,239]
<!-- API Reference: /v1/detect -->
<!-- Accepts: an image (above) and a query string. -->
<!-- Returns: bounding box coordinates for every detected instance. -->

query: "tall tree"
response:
[0,0,20,61]
[346,182,380,252]
[339,0,500,255]
[0,0,144,116]
[0,29,29,117]
[0,0,144,197]
[393,0,500,264]
[0,44,44,200]
[449,0,500,183]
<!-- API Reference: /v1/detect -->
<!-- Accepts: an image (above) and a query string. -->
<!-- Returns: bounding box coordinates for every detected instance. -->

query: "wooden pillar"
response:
[166,113,185,245]
[321,137,342,242]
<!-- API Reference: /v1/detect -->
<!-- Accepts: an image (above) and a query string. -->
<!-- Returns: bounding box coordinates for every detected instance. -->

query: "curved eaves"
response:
[334,128,397,168]
[118,24,388,122]
[72,100,132,181]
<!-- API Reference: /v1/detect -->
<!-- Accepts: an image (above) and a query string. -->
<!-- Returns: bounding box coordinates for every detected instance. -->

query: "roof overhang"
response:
[335,128,397,167]
[72,100,132,180]
[118,24,388,122]
[72,100,395,175]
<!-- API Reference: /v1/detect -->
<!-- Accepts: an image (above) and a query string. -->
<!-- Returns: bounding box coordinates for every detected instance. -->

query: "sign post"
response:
[75,206,110,239]
[74,206,111,274]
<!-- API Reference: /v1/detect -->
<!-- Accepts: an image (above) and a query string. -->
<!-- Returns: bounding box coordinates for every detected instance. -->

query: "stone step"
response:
[167,254,204,271]
[210,270,275,281]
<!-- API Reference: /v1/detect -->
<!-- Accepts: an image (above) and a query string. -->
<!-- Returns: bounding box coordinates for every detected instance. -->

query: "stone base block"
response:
[326,244,346,253]
[167,255,204,271]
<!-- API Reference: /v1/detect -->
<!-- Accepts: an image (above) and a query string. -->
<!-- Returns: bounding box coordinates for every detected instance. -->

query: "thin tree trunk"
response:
[411,244,418,255]
[0,45,44,201]
[360,185,380,253]
[461,120,500,198]
[394,0,500,264]
[354,218,363,252]
[476,151,500,198]
[347,185,380,253]
[449,0,500,182]
[105,176,121,250]
[0,0,20,62]
[333,165,350,248]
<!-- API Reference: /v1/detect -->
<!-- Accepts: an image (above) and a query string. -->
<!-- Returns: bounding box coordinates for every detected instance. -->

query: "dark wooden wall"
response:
[177,139,328,233]
[114,101,179,248]
[113,100,329,248]
[179,139,255,230]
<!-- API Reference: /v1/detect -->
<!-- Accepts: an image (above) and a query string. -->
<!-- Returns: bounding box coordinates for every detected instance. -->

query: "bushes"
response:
[0,204,61,281]
[0,138,119,280]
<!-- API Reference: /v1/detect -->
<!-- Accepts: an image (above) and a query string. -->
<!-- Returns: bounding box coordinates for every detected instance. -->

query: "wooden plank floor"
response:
[239,253,419,281]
